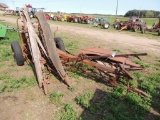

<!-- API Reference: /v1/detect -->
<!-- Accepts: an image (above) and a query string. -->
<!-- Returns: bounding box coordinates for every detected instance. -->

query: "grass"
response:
[0,76,36,93]
[75,92,94,109]
[60,103,80,120]
[49,92,64,105]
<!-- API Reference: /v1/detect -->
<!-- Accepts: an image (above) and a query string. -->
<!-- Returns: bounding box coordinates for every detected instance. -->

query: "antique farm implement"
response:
[146,15,160,36]
[114,16,147,33]
[11,8,149,97]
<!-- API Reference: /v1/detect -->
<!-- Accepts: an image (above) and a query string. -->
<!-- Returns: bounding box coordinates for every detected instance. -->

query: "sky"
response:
[1,0,160,15]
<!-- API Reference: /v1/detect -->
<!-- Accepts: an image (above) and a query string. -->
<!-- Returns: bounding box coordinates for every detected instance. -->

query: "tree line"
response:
[124,10,160,18]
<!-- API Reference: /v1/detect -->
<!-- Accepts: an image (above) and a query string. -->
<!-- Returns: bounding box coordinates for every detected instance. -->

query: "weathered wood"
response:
[23,8,43,87]
[35,11,70,86]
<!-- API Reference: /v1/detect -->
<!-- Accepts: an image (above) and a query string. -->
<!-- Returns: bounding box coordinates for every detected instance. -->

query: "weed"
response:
[0,76,36,92]
[129,80,138,88]
[102,114,116,120]
[112,49,121,53]
[60,103,81,120]
[25,66,33,71]
[0,74,10,80]
[68,87,76,92]
[112,86,127,98]
[133,59,151,68]
[49,92,64,105]
[68,71,79,79]
[0,64,4,68]
[65,41,79,54]
[118,77,127,85]
[133,59,143,65]
[0,49,12,61]
[140,72,160,93]
[75,92,94,109]
[143,63,151,68]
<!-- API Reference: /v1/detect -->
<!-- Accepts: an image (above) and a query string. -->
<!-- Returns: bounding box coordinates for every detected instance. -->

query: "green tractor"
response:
[0,24,7,38]
[0,24,16,38]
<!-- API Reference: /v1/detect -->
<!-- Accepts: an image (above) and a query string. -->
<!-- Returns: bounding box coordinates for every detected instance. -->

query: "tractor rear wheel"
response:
[53,16,57,21]
[158,29,160,36]
[102,22,110,29]
[86,19,90,24]
[133,25,137,32]
[116,23,121,30]
[78,18,82,23]
[73,18,78,23]
[60,17,64,22]
[67,17,70,22]
[11,41,24,66]
[93,22,98,27]
[141,26,145,34]
[54,37,66,52]
[113,22,118,28]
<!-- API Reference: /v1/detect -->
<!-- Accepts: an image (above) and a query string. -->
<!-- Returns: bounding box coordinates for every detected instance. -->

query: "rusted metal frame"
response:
[65,60,118,86]
[65,63,114,84]
[17,11,31,65]
[35,11,71,87]
[114,53,147,59]
[60,51,150,97]
[23,8,46,88]
[128,88,151,98]
[62,55,118,85]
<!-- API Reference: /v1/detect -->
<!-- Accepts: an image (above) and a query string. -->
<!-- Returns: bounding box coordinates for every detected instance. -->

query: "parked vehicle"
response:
[67,15,79,23]
[93,18,110,29]
[78,16,93,24]
[146,15,160,36]
[114,16,147,33]
[53,11,69,21]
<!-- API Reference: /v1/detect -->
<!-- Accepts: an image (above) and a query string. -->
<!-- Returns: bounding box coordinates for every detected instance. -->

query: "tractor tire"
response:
[53,16,57,21]
[113,22,118,28]
[60,17,64,22]
[116,23,121,30]
[133,25,138,32]
[141,26,145,34]
[11,41,24,66]
[158,29,160,36]
[54,37,66,52]
[78,18,82,23]
[67,17,70,22]
[93,22,98,27]
[73,18,78,23]
[102,22,110,29]
[30,14,33,18]
[86,19,90,24]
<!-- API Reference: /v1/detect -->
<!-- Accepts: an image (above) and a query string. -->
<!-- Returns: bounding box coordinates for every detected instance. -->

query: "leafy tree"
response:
[145,11,154,18]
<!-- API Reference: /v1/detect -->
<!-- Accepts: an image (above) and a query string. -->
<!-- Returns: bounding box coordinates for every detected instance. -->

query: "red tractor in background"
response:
[78,16,93,24]
[67,15,79,23]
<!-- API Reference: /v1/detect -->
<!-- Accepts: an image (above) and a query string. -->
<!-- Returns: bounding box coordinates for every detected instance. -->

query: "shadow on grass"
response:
[77,88,160,120]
